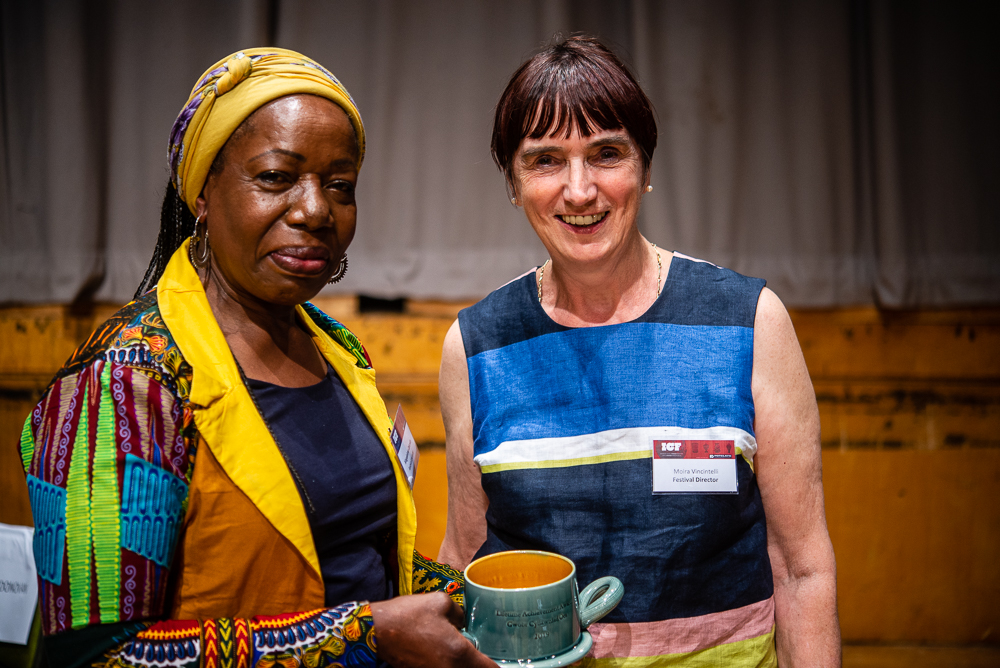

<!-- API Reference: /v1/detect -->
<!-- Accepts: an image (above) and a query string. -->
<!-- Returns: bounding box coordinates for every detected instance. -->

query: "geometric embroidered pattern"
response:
[121,454,188,567]
[413,550,465,607]
[26,475,66,585]
[106,606,375,668]
[301,302,373,370]
[251,604,377,666]
[116,619,200,667]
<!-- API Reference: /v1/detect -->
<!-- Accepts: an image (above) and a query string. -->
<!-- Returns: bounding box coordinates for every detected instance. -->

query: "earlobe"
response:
[195,194,208,221]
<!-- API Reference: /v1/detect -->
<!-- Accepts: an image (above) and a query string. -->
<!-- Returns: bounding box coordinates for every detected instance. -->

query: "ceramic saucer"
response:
[492,631,593,667]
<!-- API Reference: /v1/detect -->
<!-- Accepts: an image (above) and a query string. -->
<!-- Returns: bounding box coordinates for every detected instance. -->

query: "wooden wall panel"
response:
[412,448,448,559]
[815,380,1000,450]
[0,393,36,527]
[824,450,1000,643]
[0,306,118,387]
[842,646,1000,668]
[792,309,1000,381]
[2,302,998,646]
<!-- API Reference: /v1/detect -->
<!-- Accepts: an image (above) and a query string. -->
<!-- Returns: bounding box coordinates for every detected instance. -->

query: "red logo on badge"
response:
[653,440,735,460]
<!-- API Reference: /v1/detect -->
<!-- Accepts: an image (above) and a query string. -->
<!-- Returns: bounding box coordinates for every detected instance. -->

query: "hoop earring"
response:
[328,255,348,284]
[188,216,210,269]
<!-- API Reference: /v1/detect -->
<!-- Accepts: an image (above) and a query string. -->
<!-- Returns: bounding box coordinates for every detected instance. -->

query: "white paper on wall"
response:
[0,523,38,645]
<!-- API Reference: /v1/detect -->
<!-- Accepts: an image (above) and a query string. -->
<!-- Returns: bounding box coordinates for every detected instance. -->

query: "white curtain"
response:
[2,0,997,307]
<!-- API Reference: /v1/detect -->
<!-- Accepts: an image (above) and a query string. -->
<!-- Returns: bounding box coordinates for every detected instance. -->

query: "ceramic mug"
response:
[461,550,624,665]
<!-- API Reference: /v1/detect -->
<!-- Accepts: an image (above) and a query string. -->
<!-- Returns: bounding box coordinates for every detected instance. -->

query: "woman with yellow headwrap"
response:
[20,48,492,668]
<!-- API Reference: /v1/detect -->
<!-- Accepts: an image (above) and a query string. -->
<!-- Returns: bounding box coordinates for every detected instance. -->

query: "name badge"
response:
[390,405,419,488]
[652,439,738,494]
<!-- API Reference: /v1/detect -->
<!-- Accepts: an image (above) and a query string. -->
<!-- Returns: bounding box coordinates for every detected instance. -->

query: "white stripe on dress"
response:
[475,425,757,473]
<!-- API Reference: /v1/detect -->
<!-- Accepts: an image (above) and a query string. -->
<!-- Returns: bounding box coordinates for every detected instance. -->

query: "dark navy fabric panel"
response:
[642,257,766,329]
[458,256,766,357]
[247,368,398,607]
[476,457,773,622]
[459,274,567,358]
[467,323,755,456]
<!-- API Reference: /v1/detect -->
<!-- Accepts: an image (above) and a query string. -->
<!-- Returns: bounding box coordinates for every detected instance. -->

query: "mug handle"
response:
[577,576,624,629]
[460,629,479,650]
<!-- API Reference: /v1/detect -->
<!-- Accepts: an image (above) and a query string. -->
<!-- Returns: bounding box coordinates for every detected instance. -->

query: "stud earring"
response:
[511,197,517,205]
[646,185,653,193]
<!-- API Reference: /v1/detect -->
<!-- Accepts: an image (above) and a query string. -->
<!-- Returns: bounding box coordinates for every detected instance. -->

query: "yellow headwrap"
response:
[168,47,365,214]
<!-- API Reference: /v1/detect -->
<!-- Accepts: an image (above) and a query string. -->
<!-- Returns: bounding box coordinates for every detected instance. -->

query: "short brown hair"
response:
[491,35,657,193]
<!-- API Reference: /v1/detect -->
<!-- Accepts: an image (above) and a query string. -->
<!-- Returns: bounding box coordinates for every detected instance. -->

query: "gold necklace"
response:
[537,242,662,304]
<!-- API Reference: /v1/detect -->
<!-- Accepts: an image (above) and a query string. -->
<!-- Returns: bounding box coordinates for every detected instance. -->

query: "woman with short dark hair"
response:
[439,36,840,666]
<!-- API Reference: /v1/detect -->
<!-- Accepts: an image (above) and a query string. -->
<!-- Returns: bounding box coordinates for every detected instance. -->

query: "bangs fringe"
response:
[521,66,626,141]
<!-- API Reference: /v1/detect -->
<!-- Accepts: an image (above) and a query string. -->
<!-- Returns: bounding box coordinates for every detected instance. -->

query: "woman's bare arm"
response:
[752,288,841,666]
[437,320,489,569]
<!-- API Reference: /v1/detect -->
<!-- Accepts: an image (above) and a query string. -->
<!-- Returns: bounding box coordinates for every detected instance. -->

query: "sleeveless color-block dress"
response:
[457,254,777,667]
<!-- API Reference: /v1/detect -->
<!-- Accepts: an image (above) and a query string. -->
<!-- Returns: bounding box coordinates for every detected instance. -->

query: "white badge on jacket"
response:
[652,438,738,494]
[390,405,419,488]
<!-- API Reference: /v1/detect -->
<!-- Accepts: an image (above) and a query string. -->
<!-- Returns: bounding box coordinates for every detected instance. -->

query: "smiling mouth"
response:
[557,212,609,227]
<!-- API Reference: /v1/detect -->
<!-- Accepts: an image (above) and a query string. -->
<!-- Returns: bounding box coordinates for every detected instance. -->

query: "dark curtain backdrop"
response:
[1,0,997,307]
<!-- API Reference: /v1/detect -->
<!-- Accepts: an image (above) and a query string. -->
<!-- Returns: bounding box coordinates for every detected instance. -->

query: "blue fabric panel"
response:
[468,323,754,456]
[476,456,773,622]
[26,475,66,585]
[459,256,766,357]
[120,454,188,567]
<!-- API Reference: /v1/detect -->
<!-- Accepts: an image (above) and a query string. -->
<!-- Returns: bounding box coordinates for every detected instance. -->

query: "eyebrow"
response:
[248,148,306,163]
[519,134,634,161]
[326,157,359,173]
[246,151,358,173]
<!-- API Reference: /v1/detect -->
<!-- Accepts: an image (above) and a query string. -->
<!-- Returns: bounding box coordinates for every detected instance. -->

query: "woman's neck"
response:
[540,233,671,327]
[201,266,327,386]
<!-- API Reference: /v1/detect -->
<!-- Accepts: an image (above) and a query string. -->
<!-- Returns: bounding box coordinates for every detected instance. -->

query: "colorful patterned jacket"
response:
[20,244,463,668]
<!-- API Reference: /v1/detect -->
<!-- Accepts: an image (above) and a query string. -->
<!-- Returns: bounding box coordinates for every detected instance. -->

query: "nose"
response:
[563,158,597,207]
[288,175,333,229]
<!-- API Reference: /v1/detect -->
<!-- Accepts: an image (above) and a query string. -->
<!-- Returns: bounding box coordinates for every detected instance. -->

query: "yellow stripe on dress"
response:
[481,449,651,474]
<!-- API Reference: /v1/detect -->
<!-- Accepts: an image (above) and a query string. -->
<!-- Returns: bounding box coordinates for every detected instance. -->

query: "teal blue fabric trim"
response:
[26,475,67,584]
[120,454,188,567]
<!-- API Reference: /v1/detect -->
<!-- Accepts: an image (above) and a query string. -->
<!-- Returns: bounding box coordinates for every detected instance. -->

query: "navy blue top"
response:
[246,366,398,606]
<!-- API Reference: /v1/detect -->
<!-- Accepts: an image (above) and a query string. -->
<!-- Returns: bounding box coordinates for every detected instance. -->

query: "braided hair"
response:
[133,115,258,300]
[132,181,198,300]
